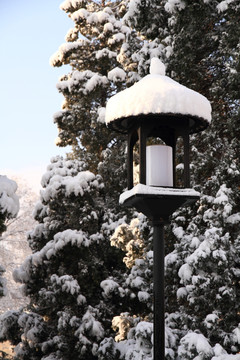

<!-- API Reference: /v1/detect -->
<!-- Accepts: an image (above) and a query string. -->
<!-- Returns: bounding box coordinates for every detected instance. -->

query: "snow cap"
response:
[105,57,211,133]
[150,57,166,76]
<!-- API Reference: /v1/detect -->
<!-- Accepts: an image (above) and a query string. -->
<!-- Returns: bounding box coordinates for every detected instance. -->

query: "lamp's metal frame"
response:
[110,113,207,190]
[127,120,190,189]
[108,111,208,359]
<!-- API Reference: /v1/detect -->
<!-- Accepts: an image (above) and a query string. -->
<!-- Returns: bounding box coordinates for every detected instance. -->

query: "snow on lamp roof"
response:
[105,58,211,133]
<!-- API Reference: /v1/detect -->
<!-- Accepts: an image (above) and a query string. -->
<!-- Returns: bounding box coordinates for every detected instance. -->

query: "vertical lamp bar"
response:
[127,132,134,190]
[138,126,147,185]
[172,135,177,188]
[183,131,190,188]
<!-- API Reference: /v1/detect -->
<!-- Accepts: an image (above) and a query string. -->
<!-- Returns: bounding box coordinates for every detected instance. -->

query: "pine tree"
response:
[50,0,136,218]
[110,0,240,358]
[0,157,132,359]
[50,0,131,173]
[0,1,141,359]
[0,176,19,296]
[1,1,239,358]
[0,176,35,313]
[0,176,19,360]
[0,176,19,236]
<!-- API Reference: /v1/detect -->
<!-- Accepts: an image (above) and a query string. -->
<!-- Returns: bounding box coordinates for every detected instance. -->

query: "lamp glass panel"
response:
[146,145,173,186]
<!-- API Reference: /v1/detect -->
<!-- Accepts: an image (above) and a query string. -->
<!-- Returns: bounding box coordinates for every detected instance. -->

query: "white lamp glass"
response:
[146,145,173,186]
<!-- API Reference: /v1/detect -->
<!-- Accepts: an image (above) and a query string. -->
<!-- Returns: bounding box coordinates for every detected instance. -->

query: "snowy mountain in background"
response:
[0,176,38,313]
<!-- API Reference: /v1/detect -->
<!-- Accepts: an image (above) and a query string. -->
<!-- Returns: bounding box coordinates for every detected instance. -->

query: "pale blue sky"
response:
[0,1,72,189]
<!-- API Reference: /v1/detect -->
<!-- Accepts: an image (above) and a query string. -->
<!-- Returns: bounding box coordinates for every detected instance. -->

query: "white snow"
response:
[97,107,106,123]
[108,33,125,45]
[214,184,230,204]
[187,237,211,265]
[105,57,211,125]
[119,184,200,204]
[178,331,214,358]
[189,236,200,249]
[100,279,120,296]
[232,324,240,344]
[78,309,104,340]
[95,48,117,59]
[226,213,240,224]
[165,252,178,267]
[217,0,234,13]
[87,10,109,24]
[173,226,185,239]
[212,343,228,356]
[177,287,188,298]
[85,73,108,93]
[133,321,153,355]
[104,22,114,32]
[40,170,103,202]
[204,313,219,329]
[108,67,126,83]
[51,274,80,295]
[149,58,166,76]
[77,294,86,305]
[0,175,19,218]
[164,0,186,13]
[178,263,192,283]
[49,40,90,67]
[71,8,89,22]
[56,70,108,96]
[13,229,97,285]
[123,0,141,22]
[130,276,144,288]
[138,291,150,302]
[60,0,82,11]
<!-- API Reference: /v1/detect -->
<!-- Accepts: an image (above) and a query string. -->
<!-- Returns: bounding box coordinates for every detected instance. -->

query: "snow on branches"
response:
[0,175,19,221]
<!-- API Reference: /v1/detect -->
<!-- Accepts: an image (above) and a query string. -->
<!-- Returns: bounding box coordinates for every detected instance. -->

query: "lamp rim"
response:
[107,112,209,135]
[119,184,200,221]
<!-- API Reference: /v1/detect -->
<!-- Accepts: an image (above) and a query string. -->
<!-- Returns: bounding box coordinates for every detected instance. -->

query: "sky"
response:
[0,1,73,191]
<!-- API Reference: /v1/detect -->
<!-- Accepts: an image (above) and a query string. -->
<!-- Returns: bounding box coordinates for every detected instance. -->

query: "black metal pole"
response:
[153,220,165,359]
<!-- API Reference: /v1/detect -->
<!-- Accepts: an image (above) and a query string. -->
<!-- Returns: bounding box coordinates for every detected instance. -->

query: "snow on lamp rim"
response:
[105,58,211,133]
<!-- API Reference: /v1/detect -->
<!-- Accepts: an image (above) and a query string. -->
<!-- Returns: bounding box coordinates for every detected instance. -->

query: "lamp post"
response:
[105,58,211,359]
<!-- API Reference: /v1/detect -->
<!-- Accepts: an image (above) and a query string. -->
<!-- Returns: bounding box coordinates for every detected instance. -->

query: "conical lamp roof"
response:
[105,58,211,134]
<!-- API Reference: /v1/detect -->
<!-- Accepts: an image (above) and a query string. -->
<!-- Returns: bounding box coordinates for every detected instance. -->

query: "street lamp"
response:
[105,58,211,359]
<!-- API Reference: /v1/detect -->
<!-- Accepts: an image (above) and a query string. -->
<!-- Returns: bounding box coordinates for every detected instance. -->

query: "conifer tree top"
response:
[105,57,211,133]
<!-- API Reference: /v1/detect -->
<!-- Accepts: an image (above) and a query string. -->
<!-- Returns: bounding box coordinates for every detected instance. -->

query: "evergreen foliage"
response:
[50,0,131,174]
[0,157,133,359]
[0,176,19,235]
[0,176,19,298]
[0,0,240,359]
[0,176,19,360]
[115,0,240,358]
[0,2,138,358]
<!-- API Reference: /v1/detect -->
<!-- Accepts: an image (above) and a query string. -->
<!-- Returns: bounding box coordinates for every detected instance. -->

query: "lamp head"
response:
[105,58,211,220]
[105,57,211,135]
